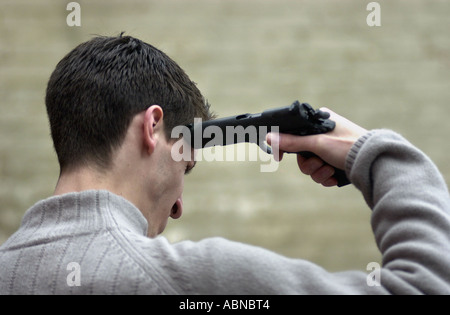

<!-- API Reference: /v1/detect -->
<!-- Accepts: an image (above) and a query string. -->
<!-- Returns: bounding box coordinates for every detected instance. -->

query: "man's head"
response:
[46,34,213,236]
[46,34,212,172]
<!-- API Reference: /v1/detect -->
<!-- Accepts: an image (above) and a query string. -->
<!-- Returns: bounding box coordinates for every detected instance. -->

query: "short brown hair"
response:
[45,34,213,171]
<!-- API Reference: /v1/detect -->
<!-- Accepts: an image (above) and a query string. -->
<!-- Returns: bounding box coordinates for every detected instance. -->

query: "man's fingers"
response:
[297,156,323,175]
[311,165,335,184]
[265,109,367,188]
[266,132,319,155]
[297,155,338,187]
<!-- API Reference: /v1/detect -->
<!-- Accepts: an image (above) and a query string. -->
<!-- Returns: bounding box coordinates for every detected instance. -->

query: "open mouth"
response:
[170,197,183,219]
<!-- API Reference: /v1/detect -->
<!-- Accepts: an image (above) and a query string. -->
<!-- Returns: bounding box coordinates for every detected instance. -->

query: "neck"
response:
[51,112,164,236]
[53,160,151,221]
[54,166,114,196]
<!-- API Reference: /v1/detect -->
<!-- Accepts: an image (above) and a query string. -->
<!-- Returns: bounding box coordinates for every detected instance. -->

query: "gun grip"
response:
[298,151,351,187]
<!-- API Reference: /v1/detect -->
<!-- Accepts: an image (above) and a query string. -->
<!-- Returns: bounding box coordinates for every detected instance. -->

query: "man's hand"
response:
[266,108,368,187]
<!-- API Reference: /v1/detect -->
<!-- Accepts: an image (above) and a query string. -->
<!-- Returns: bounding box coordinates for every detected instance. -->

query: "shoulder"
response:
[130,235,331,294]
[125,235,280,293]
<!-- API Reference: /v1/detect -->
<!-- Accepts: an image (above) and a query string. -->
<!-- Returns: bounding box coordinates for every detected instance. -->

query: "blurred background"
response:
[1,0,449,272]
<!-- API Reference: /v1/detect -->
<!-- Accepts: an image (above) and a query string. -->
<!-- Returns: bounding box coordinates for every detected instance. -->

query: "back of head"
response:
[45,34,212,172]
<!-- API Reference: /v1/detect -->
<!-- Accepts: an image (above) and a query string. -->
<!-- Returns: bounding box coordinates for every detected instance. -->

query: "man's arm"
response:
[348,129,450,293]
[140,110,450,294]
[267,110,450,293]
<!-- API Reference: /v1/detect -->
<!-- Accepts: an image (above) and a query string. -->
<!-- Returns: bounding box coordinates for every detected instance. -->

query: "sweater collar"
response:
[22,190,149,236]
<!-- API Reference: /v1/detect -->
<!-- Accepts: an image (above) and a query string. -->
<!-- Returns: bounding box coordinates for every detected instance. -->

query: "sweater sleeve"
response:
[346,129,450,294]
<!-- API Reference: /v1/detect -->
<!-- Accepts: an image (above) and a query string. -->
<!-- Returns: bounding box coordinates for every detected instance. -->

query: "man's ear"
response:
[143,105,164,155]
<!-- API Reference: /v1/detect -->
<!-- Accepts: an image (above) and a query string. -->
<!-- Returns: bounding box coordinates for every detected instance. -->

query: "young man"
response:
[0,35,449,295]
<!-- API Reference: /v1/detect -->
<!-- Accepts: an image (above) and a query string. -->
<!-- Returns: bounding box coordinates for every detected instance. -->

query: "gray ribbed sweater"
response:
[1,130,449,294]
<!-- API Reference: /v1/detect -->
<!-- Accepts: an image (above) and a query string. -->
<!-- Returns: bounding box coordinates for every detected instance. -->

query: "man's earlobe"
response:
[143,105,164,154]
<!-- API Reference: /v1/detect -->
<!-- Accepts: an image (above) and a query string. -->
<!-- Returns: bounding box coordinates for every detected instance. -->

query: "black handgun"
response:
[186,100,350,187]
